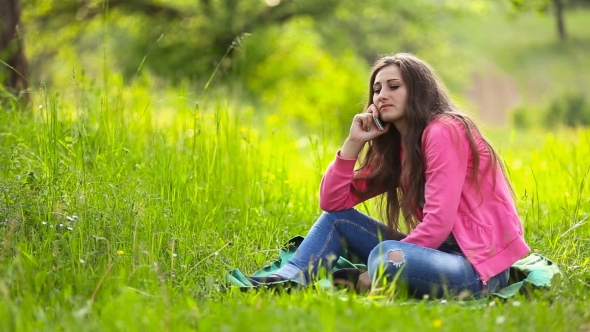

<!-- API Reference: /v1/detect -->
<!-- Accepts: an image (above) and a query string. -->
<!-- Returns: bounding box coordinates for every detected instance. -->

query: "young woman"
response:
[252,53,530,299]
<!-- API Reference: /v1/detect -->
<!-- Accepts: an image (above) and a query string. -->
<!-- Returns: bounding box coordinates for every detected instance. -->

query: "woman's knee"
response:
[369,241,406,261]
[320,209,358,219]
[308,210,353,234]
[368,241,407,277]
[316,209,359,226]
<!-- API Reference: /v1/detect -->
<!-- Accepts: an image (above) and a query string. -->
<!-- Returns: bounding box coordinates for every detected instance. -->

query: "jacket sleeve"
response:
[401,120,470,249]
[319,151,384,211]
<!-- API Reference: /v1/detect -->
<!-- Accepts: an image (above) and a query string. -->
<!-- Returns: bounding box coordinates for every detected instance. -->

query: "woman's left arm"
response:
[400,120,470,249]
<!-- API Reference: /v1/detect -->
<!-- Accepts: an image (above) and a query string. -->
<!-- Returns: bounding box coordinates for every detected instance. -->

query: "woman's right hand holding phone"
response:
[340,104,390,159]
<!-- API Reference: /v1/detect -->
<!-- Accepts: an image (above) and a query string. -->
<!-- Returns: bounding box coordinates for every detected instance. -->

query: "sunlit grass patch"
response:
[1,78,589,330]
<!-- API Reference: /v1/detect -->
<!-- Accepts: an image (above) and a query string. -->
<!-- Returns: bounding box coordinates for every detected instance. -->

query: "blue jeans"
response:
[273,209,509,299]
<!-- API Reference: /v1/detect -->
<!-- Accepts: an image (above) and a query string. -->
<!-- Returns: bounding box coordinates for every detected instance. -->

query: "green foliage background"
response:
[0,0,589,330]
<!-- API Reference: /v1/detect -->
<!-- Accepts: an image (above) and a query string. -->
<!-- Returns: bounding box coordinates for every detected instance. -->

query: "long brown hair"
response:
[354,53,507,238]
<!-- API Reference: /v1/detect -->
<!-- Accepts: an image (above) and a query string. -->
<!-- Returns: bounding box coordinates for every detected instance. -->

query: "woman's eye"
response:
[390,85,399,90]
[374,89,381,94]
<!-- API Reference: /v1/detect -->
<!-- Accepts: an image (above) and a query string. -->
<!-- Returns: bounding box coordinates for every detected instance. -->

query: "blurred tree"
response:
[21,0,484,83]
[554,0,567,40]
[0,0,29,105]
[509,0,590,41]
[22,0,341,81]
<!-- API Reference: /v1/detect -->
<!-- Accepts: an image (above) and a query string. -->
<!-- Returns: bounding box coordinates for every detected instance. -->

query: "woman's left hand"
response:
[356,271,372,293]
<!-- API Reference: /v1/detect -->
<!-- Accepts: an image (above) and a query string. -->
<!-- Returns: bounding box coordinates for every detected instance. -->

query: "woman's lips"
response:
[380,105,393,110]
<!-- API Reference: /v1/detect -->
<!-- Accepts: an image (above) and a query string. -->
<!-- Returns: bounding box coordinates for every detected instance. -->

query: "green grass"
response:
[0,77,589,331]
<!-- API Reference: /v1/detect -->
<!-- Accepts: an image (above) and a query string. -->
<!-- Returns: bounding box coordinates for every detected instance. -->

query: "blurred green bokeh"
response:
[2,0,589,134]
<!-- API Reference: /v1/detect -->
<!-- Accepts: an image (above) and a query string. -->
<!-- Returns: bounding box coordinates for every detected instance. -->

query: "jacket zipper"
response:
[480,276,488,288]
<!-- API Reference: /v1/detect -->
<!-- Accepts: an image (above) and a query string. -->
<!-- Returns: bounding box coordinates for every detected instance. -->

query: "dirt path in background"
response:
[465,62,521,126]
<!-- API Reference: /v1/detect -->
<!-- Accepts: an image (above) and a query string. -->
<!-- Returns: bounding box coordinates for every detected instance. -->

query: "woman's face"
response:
[372,65,408,126]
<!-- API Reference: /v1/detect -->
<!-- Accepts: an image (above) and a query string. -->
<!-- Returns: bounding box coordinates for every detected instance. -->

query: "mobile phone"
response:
[373,114,384,131]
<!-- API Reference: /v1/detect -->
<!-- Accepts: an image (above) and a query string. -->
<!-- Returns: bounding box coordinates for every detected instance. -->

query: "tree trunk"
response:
[553,0,567,41]
[0,0,29,105]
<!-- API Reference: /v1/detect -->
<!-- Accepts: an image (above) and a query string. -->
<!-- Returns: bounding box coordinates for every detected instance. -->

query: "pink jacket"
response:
[319,116,530,283]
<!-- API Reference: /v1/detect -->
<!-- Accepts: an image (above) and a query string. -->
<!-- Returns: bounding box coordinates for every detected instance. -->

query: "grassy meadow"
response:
[1,6,590,332]
[1,80,589,331]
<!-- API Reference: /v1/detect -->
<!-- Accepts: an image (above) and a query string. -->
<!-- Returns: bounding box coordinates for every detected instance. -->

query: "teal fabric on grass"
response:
[493,252,561,298]
[225,236,561,299]
[226,236,366,290]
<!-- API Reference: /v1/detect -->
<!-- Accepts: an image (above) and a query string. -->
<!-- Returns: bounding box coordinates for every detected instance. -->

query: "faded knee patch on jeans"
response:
[387,249,404,268]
